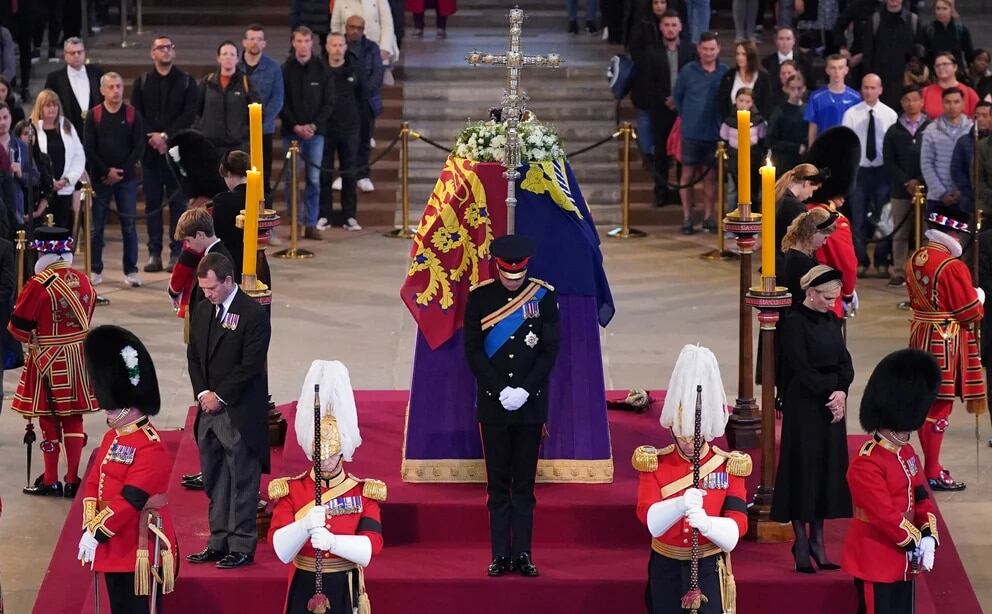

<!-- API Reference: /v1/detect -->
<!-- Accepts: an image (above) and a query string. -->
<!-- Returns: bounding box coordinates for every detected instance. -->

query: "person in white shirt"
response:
[29,89,86,232]
[842,73,899,278]
[42,38,103,139]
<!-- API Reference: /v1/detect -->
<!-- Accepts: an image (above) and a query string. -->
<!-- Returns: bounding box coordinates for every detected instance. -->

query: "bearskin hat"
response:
[167,129,228,200]
[84,325,160,415]
[859,349,939,433]
[803,126,861,203]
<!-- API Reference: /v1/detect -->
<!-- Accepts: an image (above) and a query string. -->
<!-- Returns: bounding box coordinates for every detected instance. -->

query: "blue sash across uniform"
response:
[483,286,547,358]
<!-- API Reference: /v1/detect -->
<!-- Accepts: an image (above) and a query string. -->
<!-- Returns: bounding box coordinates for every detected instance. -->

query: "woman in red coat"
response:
[407,0,456,39]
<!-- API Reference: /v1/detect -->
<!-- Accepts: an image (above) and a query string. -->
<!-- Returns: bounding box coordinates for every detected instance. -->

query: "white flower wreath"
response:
[452,119,566,163]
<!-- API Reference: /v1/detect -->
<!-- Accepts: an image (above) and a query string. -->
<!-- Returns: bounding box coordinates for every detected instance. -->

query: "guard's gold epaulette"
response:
[267,471,307,500]
[712,446,752,477]
[530,278,555,292]
[470,278,495,292]
[632,444,673,472]
[140,424,160,442]
[354,477,387,501]
[859,440,877,457]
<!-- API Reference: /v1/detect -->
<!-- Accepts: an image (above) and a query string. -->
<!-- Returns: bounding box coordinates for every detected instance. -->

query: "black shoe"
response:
[809,546,841,570]
[181,471,202,482]
[791,543,815,574]
[23,475,63,497]
[187,548,227,564]
[515,552,539,577]
[681,220,695,235]
[928,470,966,491]
[303,226,322,240]
[487,556,512,577]
[144,255,163,273]
[182,475,205,490]
[63,480,81,498]
[567,20,579,34]
[585,21,598,34]
[701,217,718,233]
[216,551,253,569]
[166,253,179,273]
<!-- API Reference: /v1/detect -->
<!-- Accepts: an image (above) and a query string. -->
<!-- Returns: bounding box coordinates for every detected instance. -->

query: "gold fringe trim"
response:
[361,479,387,502]
[134,550,150,596]
[719,553,737,614]
[966,397,987,415]
[357,566,371,614]
[713,447,753,477]
[632,446,659,472]
[268,477,290,500]
[160,548,176,594]
[401,457,614,483]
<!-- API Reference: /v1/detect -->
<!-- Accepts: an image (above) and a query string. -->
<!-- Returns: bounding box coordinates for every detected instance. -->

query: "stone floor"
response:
[2,222,991,611]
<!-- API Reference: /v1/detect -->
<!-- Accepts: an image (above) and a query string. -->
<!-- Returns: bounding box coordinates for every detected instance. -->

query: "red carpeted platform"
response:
[34,391,982,613]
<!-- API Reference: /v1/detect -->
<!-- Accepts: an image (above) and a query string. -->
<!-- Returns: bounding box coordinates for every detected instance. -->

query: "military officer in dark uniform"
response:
[464,235,560,578]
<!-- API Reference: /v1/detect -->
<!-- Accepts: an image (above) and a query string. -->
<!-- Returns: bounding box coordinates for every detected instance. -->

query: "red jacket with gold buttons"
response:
[842,435,939,583]
[81,418,178,574]
[267,469,384,574]
[634,443,751,559]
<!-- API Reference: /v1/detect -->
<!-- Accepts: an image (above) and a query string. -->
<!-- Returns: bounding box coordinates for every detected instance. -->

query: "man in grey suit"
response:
[185,252,271,569]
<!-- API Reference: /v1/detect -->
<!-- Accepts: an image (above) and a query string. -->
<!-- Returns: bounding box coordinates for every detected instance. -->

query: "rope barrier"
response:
[296,134,402,176]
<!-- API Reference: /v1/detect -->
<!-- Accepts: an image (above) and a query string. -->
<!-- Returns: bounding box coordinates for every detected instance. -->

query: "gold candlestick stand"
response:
[700,142,736,260]
[384,122,416,239]
[608,122,647,239]
[274,140,314,259]
[744,276,792,543]
[722,201,762,450]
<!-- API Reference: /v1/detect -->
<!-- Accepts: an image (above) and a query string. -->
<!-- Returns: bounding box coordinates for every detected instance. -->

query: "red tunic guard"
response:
[808,200,858,318]
[906,231,985,488]
[82,417,178,580]
[268,470,384,614]
[634,443,751,613]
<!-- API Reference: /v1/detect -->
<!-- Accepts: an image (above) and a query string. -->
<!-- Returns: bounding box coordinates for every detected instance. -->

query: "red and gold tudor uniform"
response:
[634,443,751,614]
[268,470,385,613]
[842,435,939,612]
[906,217,985,489]
[8,232,98,495]
[83,418,178,599]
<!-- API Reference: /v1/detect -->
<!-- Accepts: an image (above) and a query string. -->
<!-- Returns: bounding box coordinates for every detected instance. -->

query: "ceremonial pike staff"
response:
[308,384,330,614]
[681,385,706,612]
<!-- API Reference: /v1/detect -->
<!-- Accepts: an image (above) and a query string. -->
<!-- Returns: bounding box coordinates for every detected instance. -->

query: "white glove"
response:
[329,534,373,567]
[682,488,706,512]
[916,535,936,571]
[976,287,986,305]
[503,387,530,411]
[646,498,685,537]
[685,507,713,534]
[303,506,326,531]
[273,518,311,564]
[309,527,337,552]
[77,530,98,566]
[499,386,513,405]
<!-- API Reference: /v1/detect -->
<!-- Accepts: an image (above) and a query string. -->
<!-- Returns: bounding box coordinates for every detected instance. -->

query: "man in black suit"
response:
[463,235,560,578]
[43,37,103,138]
[761,26,816,91]
[186,252,271,569]
[629,11,695,206]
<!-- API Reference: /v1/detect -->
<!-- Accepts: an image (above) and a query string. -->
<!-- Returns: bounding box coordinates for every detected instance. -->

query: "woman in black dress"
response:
[771,264,853,573]
[779,207,837,310]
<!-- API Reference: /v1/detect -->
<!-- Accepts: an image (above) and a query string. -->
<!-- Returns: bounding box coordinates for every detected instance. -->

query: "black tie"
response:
[866,109,877,162]
[215,306,225,326]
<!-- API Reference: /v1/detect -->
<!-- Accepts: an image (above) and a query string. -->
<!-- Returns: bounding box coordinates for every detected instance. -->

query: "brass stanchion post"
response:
[80,182,110,305]
[274,140,314,259]
[119,0,134,48]
[609,122,647,239]
[384,122,415,239]
[914,184,925,251]
[700,141,736,260]
[136,0,144,34]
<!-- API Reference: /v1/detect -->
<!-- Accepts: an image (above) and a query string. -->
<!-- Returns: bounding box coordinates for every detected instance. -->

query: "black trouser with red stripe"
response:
[855,578,913,614]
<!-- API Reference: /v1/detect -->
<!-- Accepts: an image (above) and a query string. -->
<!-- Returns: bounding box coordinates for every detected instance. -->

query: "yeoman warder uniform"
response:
[463,234,560,577]
[77,325,179,613]
[634,345,751,614]
[842,349,943,614]
[269,360,384,614]
[8,226,98,497]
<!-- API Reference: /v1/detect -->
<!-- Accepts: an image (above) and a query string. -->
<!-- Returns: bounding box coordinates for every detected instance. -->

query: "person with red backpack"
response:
[83,72,145,288]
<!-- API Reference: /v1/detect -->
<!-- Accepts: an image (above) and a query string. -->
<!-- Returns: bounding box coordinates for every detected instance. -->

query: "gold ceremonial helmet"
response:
[319,412,343,460]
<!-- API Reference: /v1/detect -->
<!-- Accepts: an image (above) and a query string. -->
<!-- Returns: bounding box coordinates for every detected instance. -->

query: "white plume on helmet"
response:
[295,360,362,462]
[660,344,730,441]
